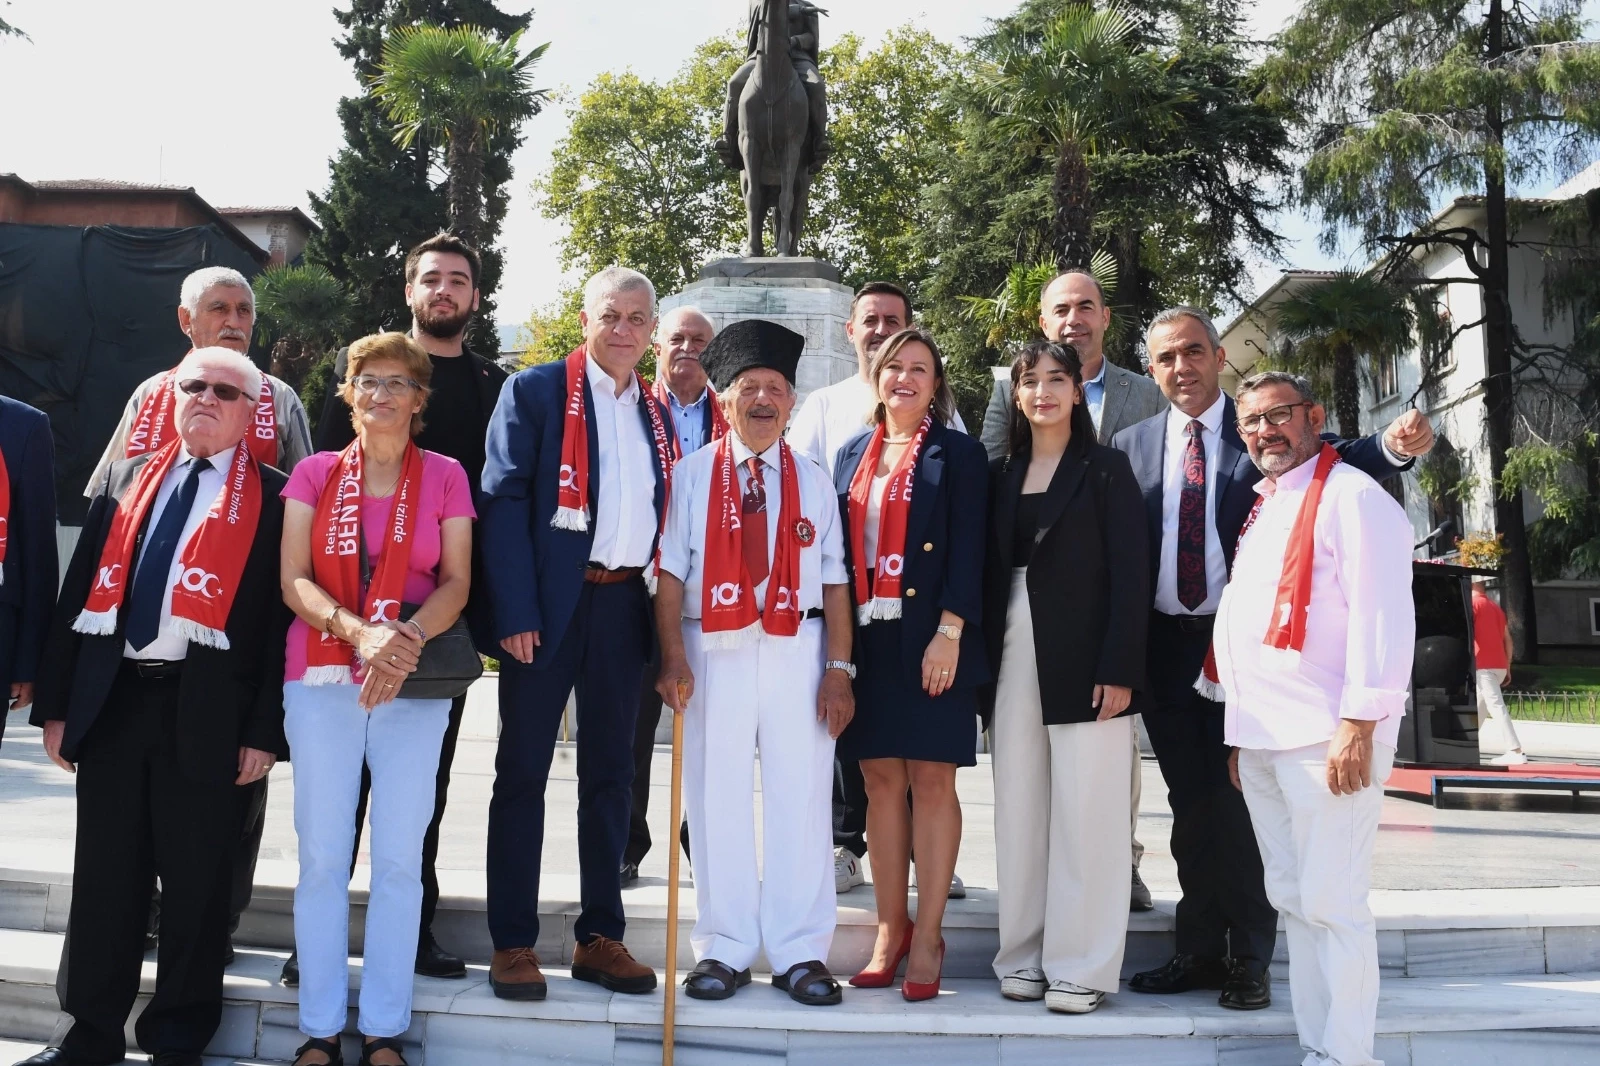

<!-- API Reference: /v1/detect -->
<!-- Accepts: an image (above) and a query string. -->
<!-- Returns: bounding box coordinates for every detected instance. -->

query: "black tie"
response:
[125,458,210,652]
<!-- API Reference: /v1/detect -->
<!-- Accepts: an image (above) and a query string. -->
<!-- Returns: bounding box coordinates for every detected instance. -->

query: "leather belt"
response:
[120,659,184,680]
[803,607,824,620]
[1153,611,1215,635]
[585,564,645,585]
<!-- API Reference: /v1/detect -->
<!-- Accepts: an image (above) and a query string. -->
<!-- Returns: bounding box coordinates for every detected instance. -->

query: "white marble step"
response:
[0,929,1597,1066]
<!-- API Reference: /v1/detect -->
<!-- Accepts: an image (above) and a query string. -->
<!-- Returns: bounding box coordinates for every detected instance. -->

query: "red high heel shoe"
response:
[850,923,915,988]
[901,938,946,1002]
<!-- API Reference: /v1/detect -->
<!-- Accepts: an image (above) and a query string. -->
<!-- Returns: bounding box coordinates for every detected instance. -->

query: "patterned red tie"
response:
[741,456,769,586]
[1177,419,1208,611]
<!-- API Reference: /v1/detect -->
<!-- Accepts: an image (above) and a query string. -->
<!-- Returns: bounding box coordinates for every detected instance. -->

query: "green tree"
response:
[1270,272,1416,439]
[373,25,549,252]
[1263,0,1600,659]
[306,0,530,354]
[1,2,26,40]
[252,265,353,392]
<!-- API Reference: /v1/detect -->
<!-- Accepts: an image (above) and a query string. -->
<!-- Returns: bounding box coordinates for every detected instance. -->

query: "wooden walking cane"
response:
[662,680,688,1066]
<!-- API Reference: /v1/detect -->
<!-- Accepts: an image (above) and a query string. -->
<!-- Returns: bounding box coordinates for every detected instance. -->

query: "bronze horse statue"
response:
[736,0,814,257]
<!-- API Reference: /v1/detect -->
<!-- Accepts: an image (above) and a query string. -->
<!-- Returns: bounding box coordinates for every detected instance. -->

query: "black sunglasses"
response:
[177,377,250,403]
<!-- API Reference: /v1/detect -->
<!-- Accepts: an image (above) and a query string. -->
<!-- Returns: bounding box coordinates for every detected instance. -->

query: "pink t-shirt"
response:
[281,449,477,682]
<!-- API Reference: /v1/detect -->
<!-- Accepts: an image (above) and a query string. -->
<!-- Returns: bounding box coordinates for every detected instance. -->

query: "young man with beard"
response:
[305,233,507,982]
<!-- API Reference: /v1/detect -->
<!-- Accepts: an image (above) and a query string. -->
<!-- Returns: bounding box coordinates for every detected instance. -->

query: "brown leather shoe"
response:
[490,947,548,1001]
[571,935,658,994]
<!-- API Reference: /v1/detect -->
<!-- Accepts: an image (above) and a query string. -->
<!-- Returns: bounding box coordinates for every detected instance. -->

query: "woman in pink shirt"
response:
[279,332,475,1066]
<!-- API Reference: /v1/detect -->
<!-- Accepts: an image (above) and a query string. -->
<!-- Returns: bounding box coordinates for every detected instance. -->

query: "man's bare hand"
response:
[1093,684,1132,722]
[657,657,695,714]
[500,631,540,665]
[10,682,33,710]
[1228,747,1242,792]
[1383,409,1434,459]
[42,720,73,774]
[1326,719,1376,796]
[236,747,276,786]
[818,668,854,739]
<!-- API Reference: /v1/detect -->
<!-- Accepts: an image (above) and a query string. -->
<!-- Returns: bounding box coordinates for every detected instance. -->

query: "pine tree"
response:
[306,0,531,355]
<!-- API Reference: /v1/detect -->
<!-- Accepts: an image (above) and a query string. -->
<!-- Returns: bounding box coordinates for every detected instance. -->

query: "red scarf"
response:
[847,415,930,624]
[303,440,424,685]
[74,439,262,650]
[0,445,10,586]
[701,434,806,647]
[127,366,277,467]
[1197,443,1341,701]
[651,378,729,456]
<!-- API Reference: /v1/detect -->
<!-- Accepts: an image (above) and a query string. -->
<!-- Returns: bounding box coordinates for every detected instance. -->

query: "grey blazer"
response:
[980,358,1167,460]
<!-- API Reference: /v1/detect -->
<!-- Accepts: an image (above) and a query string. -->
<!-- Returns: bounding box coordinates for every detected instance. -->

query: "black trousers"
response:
[625,664,689,867]
[62,671,245,1062]
[1144,612,1277,965]
[832,757,868,858]
[352,689,468,935]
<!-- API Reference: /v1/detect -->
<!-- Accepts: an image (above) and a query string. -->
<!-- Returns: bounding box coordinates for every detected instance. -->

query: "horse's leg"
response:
[776,147,798,258]
[790,171,811,258]
[741,161,764,258]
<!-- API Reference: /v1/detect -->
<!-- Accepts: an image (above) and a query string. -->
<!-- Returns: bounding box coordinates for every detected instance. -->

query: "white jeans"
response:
[1238,741,1395,1066]
[680,619,836,974]
[284,681,450,1039]
[991,570,1132,993]
[1475,668,1523,751]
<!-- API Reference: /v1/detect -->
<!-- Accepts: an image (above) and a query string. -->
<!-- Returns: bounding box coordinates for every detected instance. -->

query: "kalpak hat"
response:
[698,319,804,391]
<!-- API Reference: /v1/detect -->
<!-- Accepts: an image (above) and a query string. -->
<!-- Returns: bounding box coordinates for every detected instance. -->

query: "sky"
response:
[1,0,1586,339]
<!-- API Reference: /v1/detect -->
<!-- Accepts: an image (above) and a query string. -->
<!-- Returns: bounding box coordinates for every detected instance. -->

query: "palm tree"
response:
[373,24,550,248]
[1271,271,1415,439]
[960,250,1120,350]
[253,265,352,390]
[975,2,1181,270]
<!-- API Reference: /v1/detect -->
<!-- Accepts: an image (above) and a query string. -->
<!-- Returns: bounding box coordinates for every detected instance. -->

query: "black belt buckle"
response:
[123,659,183,680]
[1157,611,1214,635]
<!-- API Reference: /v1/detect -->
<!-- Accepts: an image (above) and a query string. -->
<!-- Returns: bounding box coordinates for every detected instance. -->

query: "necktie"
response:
[1176,420,1208,611]
[125,457,210,652]
[741,456,769,587]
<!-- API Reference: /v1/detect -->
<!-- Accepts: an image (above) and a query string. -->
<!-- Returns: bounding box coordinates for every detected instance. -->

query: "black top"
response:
[417,353,488,489]
[1012,491,1044,567]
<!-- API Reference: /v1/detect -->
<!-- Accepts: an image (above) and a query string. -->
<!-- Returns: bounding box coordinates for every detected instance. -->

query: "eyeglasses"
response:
[1236,402,1313,436]
[176,378,251,403]
[351,375,420,396]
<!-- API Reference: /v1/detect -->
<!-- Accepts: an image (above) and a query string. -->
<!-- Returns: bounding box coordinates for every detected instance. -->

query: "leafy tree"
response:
[252,265,353,391]
[1270,271,1416,439]
[306,0,531,354]
[1263,0,1600,659]
[0,2,26,40]
[373,25,549,252]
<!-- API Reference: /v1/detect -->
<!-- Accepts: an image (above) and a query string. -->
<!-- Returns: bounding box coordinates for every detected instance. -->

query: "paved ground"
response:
[3,703,1598,891]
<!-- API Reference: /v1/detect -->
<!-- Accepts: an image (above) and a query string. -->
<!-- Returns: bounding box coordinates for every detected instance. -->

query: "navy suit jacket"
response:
[0,396,58,708]
[833,420,991,692]
[480,359,670,667]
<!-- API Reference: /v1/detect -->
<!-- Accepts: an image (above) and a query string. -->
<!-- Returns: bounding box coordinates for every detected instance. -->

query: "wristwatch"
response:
[825,660,857,679]
[936,624,963,642]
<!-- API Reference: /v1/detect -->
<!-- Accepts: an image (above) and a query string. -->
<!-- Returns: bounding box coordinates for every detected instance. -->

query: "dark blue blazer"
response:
[0,396,58,710]
[833,420,990,692]
[480,360,670,668]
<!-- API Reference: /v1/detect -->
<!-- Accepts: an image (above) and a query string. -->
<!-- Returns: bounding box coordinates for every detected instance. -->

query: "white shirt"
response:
[123,447,225,661]
[659,434,847,618]
[862,473,890,569]
[1214,460,1415,751]
[788,374,967,479]
[1154,392,1230,616]
[585,356,659,569]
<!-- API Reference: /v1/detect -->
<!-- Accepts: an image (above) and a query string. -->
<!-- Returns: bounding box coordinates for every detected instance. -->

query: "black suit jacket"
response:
[980,435,1150,727]
[833,420,990,693]
[32,455,291,784]
[0,396,59,709]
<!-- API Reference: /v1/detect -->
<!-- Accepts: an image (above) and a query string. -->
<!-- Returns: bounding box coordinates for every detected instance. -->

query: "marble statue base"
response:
[660,260,856,403]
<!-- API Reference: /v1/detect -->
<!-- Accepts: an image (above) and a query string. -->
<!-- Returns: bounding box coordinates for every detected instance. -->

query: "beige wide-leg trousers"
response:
[991,569,1132,993]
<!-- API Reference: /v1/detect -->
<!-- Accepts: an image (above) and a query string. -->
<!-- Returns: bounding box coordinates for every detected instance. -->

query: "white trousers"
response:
[681,618,836,973]
[1130,724,1144,866]
[1475,668,1523,751]
[1238,741,1396,1066]
[991,570,1132,992]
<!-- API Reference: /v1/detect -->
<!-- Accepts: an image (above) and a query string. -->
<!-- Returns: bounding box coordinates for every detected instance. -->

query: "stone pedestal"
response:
[659,258,855,402]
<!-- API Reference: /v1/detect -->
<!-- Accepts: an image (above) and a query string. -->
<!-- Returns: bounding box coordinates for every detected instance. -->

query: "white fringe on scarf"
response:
[72,607,118,636]
[855,595,903,626]
[169,617,231,651]
[700,619,765,651]
[1192,671,1225,702]
[302,664,354,686]
[551,506,589,532]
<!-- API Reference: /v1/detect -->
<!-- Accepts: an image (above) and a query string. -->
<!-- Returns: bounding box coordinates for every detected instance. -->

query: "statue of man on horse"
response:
[716,0,830,172]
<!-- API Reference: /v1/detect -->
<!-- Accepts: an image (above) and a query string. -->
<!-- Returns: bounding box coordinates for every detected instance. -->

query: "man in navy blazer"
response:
[1111,307,1433,1012]
[479,266,670,1002]
[0,395,58,725]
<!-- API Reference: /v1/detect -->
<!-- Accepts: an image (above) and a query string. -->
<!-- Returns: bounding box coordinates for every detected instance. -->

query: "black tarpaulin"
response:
[0,223,261,523]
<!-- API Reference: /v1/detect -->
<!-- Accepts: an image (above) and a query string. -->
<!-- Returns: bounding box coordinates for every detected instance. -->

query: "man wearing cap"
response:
[654,319,855,1006]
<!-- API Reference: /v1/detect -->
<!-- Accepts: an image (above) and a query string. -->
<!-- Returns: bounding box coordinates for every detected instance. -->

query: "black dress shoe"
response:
[152,1053,203,1066]
[1128,953,1230,994]
[415,931,467,979]
[619,861,641,886]
[11,1050,117,1066]
[224,940,236,967]
[1219,959,1271,1010]
[281,950,300,987]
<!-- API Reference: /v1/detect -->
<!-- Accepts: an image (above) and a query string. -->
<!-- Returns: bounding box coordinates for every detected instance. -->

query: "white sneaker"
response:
[834,846,865,892]
[1490,750,1529,766]
[910,869,967,899]
[1046,980,1105,1013]
[1000,968,1046,1001]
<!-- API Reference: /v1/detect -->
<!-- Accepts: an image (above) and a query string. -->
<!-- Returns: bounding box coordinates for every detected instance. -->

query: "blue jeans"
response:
[284,681,450,1038]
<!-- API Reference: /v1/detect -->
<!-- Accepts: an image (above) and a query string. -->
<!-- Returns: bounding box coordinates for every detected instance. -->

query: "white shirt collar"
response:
[1254,447,1325,498]
[730,432,782,471]
[585,352,639,404]
[1166,390,1226,436]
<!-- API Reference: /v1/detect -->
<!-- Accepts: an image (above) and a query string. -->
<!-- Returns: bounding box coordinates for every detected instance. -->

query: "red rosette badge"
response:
[794,517,816,546]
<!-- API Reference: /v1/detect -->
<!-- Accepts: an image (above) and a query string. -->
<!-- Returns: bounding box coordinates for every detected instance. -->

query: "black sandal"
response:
[772,959,843,1006]
[684,958,752,1000]
[292,1037,343,1066]
[357,1037,408,1066]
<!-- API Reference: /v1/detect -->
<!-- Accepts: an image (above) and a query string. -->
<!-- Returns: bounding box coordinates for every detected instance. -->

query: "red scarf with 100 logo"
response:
[700,433,804,647]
